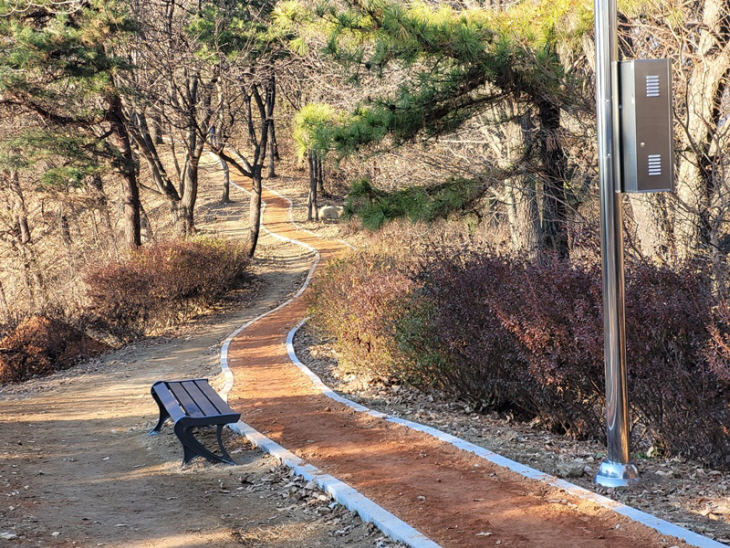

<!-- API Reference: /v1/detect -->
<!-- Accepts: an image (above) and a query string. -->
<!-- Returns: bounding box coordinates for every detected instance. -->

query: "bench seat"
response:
[149,378,241,465]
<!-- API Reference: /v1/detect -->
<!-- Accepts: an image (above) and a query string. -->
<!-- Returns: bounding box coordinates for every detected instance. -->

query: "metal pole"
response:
[593,0,638,488]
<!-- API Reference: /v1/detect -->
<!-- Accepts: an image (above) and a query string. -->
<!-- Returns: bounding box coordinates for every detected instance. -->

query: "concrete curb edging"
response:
[219,178,440,547]
[285,319,727,548]
[228,420,440,548]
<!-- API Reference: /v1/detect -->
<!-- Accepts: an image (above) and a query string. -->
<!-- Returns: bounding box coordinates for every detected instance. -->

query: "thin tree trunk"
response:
[90,174,119,256]
[7,169,43,306]
[267,122,277,179]
[130,109,181,208]
[8,169,31,245]
[177,124,205,235]
[140,202,153,242]
[218,152,231,203]
[150,115,163,144]
[107,94,141,248]
[316,157,325,196]
[16,243,43,312]
[307,151,318,221]
[248,166,263,257]
[0,280,10,324]
[247,78,274,258]
[178,156,199,235]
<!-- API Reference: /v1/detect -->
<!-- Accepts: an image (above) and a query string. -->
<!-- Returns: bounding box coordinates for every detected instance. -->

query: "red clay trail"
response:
[225,181,682,547]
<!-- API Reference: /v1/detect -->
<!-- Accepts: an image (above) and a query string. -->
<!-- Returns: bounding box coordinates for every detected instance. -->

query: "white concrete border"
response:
[286,319,727,548]
[227,419,440,548]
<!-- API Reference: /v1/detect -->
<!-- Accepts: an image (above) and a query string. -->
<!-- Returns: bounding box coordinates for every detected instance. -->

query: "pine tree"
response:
[0,0,142,248]
[280,0,590,257]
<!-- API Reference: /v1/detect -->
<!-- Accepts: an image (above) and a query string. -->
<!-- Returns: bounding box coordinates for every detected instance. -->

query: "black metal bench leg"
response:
[175,423,236,466]
[216,424,235,464]
[149,390,170,435]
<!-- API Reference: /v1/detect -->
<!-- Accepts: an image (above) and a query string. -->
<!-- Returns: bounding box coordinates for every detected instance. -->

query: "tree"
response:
[293,103,337,220]
[0,0,142,249]
[121,0,286,254]
[217,75,275,256]
[280,0,586,257]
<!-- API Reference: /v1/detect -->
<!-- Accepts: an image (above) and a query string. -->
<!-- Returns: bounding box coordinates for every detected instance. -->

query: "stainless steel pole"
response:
[593,0,638,487]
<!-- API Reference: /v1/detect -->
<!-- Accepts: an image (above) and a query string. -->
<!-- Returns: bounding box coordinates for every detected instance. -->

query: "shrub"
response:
[0,316,105,384]
[84,238,250,338]
[627,264,730,467]
[395,255,605,436]
[310,247,730,469]
[306,252,416,379]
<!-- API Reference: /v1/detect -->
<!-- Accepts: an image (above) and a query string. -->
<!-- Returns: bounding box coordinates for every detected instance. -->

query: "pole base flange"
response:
[594,460,639,488]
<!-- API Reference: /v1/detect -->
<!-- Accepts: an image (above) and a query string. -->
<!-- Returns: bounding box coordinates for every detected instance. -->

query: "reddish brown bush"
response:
[0,316,105,384]
[311,248,730,469]
[84,238,250,338]
[306,252,416,378]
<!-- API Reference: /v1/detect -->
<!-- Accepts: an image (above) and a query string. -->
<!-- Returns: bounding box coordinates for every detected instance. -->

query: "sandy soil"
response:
[2,154,725,548]
[0,157,399,548]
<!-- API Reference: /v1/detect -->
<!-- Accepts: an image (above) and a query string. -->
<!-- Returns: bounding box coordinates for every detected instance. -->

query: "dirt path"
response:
[0,166,396,548]
[226,182,691,548]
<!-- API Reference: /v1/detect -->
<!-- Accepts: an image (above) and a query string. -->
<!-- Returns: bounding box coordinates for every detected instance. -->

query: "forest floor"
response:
[0,155,728,547]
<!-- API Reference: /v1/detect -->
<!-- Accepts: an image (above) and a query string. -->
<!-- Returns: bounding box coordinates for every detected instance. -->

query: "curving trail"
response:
[224,180,689,548]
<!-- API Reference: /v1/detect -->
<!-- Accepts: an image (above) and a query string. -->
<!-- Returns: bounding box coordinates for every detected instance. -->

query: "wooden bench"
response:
[149,378,241,466]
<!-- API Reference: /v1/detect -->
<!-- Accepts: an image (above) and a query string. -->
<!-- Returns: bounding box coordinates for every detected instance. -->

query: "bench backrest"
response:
[153,379,237,421]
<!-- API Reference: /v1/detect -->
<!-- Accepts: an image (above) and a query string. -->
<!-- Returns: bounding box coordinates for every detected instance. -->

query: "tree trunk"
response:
[537,98,569,259]
[627,194,675,263]
[89,174,119,255]
[248,165,263,257]
[8,169,31,245]
[0,280,10,324]
[177,124,205,236]
[218,152,231,203]
[130,109,181,210]
[178,158,198,235]
[316,157,325,196]
[140,202,153,242]
[150,115,164,144]
[307,151,318,221]
[506,176,541,259]
[6,170,43,310]
[674,0,730,261]
[267,122,277,179]
[15,242,43,312]
[107,94,141,249]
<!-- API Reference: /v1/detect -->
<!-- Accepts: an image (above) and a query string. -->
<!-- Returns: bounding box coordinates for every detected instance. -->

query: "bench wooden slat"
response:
[184,380,221,417]
[152,382,187,423]
[168,381,204,418]
[194,379,235,416]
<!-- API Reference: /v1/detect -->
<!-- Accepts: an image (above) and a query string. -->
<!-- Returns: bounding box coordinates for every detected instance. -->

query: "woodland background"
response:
[2,0,730,468]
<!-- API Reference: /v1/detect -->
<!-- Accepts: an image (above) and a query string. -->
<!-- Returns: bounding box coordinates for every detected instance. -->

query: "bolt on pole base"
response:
[594,460,639,488]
